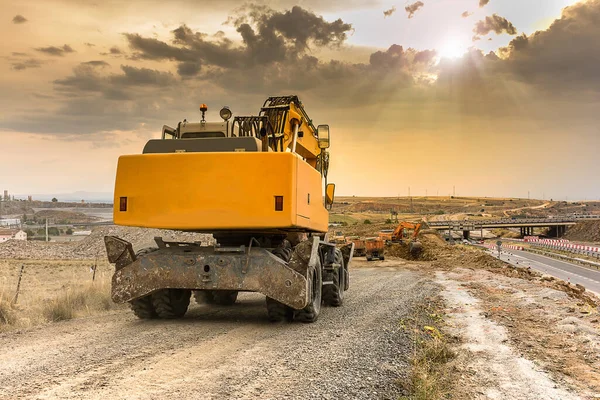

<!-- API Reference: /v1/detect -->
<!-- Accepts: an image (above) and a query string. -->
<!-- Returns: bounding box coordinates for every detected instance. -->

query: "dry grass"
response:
[0,261,118,332]
[399,298,456,400]
[42,281,114,322]
[0,290,16,327]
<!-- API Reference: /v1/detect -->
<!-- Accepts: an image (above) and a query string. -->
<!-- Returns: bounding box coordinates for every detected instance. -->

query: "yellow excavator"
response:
[380,221,423,256]
[104,96,353,323]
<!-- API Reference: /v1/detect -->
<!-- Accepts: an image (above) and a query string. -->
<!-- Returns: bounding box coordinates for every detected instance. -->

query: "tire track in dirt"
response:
[0,265,435,400]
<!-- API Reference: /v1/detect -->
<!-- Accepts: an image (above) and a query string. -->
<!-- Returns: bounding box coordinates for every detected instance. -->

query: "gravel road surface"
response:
[0,263,435,400]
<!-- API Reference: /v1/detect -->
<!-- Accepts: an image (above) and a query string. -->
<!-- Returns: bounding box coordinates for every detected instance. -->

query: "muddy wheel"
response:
[380,256,385,261]
[193,291,215,304]
[323,249,345,307]
[128,248,159,319]
[266,297,294,322]
[129,296,157,319]
[295,258,322,323]
[152,289,191,319]
[366,256,372,262]
[212,291,238,306]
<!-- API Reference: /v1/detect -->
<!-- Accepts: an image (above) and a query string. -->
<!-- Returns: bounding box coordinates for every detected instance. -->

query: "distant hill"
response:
[14,191,113,203]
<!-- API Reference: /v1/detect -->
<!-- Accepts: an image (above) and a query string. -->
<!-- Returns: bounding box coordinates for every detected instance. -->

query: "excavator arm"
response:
[392,222,423,241]
[232,95,328,176]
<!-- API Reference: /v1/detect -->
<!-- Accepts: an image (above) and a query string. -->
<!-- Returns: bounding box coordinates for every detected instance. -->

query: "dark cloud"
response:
[479,0,490,7]
[12,15,27,24]
[11,52,28,57]
[110,66,176,86]
[126,5,353,76]
[462,11,473,18]
[473,14,517,39]
[35,44,76,56]
[177,61,202,77]
[383,6,396,18]
[9,0,600,139]
[11,59,44,71]
[82,60,110,67]
[53,62,174,103]
[498,0,600,91]
[100,46,123,56]
[84,43,96,47]
[405,1,424,19]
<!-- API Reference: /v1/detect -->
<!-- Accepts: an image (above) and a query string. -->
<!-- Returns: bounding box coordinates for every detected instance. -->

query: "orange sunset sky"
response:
[1,0,599,200]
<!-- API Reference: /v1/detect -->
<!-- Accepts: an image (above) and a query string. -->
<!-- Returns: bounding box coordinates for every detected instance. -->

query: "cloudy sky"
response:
[1,0,599,200]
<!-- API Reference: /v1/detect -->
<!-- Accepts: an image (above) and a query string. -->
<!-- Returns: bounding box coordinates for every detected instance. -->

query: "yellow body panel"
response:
[113,152,328,233]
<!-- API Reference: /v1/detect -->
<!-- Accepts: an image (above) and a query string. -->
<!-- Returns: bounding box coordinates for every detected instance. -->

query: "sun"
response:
[438,39,468,60]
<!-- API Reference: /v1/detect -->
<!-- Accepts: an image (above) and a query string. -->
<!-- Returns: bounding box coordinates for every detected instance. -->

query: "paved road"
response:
[494,249,600,296]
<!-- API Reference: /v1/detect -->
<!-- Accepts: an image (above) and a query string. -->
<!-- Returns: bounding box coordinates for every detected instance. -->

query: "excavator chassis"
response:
[104,236,313,310]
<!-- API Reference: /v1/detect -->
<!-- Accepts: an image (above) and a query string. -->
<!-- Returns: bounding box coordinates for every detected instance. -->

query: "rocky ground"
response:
[0,226,213,259]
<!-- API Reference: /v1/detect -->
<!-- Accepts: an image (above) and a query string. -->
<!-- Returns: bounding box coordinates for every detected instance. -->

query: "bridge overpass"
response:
[427,217,585,239]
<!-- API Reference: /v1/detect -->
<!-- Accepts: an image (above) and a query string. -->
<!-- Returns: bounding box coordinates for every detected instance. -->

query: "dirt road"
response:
[0,264,435,400]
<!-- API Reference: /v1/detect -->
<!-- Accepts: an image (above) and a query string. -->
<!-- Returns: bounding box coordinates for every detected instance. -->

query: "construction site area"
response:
[1,194,599,400]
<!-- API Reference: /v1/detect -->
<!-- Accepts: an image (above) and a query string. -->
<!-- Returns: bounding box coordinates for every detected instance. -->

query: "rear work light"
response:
[274,196,284,211]
[119,197,128,212]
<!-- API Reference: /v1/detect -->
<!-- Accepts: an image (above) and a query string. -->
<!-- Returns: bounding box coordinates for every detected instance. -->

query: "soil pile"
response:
[0,226,213,260]
[564,221,600,243]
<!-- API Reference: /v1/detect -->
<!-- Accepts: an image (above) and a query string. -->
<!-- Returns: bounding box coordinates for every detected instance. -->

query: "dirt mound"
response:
[72,226,213,258]
[0,226,213,260]
[564,221,600,243]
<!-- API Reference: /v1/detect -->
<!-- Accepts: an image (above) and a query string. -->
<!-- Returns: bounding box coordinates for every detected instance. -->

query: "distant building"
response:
[0,218,21,227]
[0,229,27,243]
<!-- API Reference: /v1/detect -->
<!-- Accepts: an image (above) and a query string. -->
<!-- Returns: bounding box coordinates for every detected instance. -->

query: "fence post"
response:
[12,265,25,305]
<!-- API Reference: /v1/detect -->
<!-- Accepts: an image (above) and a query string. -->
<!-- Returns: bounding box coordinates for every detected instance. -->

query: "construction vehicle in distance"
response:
[365,238,385,261]
[381,221,423,256]
[330,230,346,245]
[104,95,353,323]
[347,236,367,257]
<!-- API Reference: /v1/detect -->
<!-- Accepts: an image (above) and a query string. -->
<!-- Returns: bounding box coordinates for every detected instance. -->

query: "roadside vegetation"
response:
[0,261,118,333]
[399,297,456,400]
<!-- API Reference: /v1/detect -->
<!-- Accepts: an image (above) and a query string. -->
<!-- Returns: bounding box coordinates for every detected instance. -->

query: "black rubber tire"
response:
[366,256,372,262]
[152,289,191,319]
[128,248,159,319]
[323,249,345,307]
[380,256,385,261]
[295,259,322,323]
[193,290,215,304]
[129,296,157,319]
[212,291,238,306]
[266,297,294,322]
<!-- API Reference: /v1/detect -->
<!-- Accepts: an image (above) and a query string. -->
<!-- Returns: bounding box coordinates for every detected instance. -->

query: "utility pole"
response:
[453,186,456,197]
[45,218,49,242]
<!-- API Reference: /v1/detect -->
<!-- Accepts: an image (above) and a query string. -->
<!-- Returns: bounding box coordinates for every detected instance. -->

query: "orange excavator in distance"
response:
[380,221,423,256]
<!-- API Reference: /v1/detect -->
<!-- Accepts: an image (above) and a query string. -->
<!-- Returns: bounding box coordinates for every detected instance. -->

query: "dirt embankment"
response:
[0,226,213,260]
[565,220,600,243]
